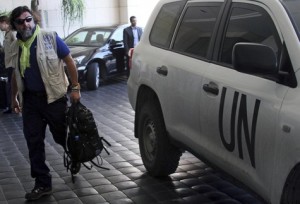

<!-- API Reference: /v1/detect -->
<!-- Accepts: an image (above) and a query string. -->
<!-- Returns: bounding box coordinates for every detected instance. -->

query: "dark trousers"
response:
[22,92,68,188]
[5,67,13,109]
[125,55,130,77]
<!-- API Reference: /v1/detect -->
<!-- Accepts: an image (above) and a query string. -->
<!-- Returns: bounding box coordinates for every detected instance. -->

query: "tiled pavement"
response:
[0,77,266,204]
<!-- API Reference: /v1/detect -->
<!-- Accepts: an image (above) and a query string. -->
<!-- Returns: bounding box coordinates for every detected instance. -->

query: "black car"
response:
[64,24,128,90]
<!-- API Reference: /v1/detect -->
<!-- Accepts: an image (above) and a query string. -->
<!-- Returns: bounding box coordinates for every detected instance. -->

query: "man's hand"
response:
[11,97,21,113]
[70,90,81,104]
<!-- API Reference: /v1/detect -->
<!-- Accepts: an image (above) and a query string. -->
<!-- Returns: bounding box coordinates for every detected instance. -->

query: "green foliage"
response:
[62,0,85,37]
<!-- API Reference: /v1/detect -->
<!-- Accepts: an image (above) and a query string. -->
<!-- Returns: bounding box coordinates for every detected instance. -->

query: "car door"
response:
[199,2,288,199]
[161,1,226,151]
[108,27,125,73]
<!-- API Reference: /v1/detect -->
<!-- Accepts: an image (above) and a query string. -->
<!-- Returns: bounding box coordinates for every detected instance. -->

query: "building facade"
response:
[0,0,159,38]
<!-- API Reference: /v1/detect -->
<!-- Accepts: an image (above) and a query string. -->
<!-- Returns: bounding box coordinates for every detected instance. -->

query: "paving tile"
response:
[0,167,13,173]
[114,181,138,190]
[118,167,141,174]
[181,177,206,187]
[202,191,231,201]
[5,198,28,204]
[52,190,78,200]
[73,187,99,197]
[163,181,189,189]
[99,169,122,177]
[111,162,132,169]
[57,197,83,204]
[79,194,106,203]
[141,183,171,194]
[88,178,111,187]
[66,180,92,190]
[129,160,143,167]
[0,178,20,186]
[0,187,5,202]
[100,190,127,201]
[52,184,72,193]
[214,199,242,204]
[109,198,134,204]
[183,194,213,203]
[107,175,131,184]
[192,184,217,193]
[150,190,180,201]
[131,194,157,204]
[160,198,187,204]
[122,187,147,197]
[81,171,104,181]
[94,184,118,194]
[125,172,145,181]
[173,188,198,197]
[171,172,194,181]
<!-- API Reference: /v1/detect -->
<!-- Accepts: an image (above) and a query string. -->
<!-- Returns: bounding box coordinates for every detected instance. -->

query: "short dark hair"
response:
[10,6,39,30]
[129,16,136,22]
[0,15,9,23]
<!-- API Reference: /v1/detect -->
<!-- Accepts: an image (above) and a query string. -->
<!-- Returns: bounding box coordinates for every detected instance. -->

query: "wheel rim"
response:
[95,67,100,87]
[143,119,157,162]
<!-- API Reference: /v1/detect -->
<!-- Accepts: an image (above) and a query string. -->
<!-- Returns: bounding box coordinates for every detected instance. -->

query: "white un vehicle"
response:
[127,0,300,203]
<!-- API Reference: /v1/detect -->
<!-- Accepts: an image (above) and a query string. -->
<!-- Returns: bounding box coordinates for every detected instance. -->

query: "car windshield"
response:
[281,0,300,38]
[65,29,112,46]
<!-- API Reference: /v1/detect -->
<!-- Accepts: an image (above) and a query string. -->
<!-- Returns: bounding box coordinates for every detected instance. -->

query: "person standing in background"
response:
[10,6,81,201]
[123,16,143,77]
[0,28,4,47]
[0,15,16,114]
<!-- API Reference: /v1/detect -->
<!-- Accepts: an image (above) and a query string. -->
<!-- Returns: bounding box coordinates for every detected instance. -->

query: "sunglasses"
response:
[14,16,33,25]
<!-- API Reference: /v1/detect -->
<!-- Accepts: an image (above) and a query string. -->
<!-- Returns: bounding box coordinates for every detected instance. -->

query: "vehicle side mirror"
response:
[109,39,116,45]
[109,39,123,49]
[232,42,277,76]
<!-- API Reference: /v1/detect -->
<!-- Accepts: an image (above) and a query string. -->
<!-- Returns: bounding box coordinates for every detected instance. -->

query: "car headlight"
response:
[74,56,86,65]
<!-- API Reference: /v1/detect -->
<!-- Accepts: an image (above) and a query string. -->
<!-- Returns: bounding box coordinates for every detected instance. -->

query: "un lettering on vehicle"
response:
[218,87,261,168]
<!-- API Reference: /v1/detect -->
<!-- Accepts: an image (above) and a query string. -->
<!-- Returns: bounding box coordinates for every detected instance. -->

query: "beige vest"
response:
[3,30,16,68]
[11,30,69,105]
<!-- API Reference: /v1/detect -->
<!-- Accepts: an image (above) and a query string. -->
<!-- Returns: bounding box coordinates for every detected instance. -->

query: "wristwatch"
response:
[71,83,81,91]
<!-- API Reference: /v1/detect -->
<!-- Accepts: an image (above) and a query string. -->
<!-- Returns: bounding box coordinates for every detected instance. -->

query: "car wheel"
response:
[281,165,300,204]
[87,62,100,90]
[138,100,182,177]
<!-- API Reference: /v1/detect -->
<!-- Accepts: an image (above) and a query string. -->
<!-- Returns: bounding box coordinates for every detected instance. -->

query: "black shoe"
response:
[2,108,12,114]
[70,162,81,174]
[25,186,52,201]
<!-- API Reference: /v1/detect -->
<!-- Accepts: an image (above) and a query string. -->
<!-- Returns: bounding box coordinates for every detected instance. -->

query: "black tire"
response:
[137,100,182,177]
[281,165,300,204]
[87,62,100,90]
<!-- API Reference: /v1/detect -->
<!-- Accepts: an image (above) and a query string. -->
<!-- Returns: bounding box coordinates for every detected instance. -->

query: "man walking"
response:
[0,15,16,114]
[123,16,143,77]
[10,6,81,201]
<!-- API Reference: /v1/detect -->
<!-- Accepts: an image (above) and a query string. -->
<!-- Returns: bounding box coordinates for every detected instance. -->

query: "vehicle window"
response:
[65,31,88,45]
[281,0,300,39]
[173,5,221,58]
[110,28,123,42]
[90,31,111,45]
[150,1,185,49]
[220,4,281,65]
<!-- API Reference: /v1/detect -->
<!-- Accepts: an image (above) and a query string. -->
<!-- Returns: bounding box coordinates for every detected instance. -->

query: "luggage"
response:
[64,102,111,182]
[0,77,7,109]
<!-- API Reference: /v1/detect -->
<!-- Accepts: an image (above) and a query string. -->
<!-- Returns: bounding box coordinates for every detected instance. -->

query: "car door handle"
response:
[156,66,168,76]
[203,83,219,95]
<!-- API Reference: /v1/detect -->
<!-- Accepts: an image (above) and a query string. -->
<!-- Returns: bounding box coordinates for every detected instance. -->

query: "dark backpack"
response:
[64,102,111,177]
